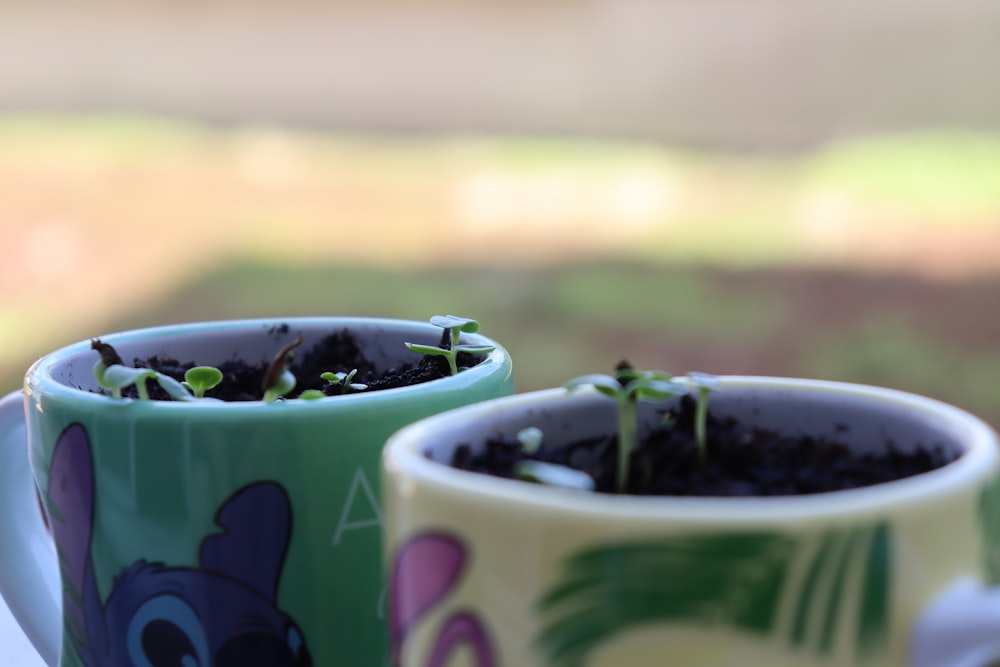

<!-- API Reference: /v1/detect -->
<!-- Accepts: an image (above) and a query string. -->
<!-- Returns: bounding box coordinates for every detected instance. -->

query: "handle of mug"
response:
[911,577,1000,667]
[0,391,61,666]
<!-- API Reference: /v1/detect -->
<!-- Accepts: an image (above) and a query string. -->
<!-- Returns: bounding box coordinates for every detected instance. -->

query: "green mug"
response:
[7,317,513,667]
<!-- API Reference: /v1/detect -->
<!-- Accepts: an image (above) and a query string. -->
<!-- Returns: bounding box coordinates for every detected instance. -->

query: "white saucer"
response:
[0,391,60,666]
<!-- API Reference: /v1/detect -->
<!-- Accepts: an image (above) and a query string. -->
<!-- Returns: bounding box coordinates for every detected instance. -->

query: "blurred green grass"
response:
[8,259,988,428]
[1,116,998,428]
[802,133,1000,218]
[803,316,1000,416]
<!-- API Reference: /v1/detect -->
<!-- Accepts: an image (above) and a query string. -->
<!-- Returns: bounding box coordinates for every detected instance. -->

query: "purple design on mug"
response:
[45,422,311,667]
[389,532,496,667]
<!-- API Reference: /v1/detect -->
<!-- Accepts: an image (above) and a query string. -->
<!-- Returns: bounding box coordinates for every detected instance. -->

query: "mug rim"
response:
[24,316,512,415]
[383,376,1000,522]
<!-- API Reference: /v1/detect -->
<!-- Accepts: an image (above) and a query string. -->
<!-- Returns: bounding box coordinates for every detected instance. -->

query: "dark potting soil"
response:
[97,326,479,401]
[450,394,959,496]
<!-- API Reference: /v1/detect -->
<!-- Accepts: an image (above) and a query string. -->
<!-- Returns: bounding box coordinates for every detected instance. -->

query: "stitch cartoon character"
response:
[45,423,312,667]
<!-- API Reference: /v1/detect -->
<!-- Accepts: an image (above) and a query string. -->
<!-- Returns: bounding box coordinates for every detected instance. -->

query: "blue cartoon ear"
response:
[198,482,292,603]
[46,423,105,663]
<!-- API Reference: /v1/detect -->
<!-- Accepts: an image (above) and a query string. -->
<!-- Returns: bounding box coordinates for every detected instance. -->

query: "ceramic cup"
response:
[382,377,1000,667]
[6,317,513,667]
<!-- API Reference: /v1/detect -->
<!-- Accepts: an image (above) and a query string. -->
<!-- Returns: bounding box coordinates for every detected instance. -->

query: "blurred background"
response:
[0,0,998,427]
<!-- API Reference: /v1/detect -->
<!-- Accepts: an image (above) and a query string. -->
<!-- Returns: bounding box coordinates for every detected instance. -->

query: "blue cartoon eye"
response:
[127,595,210,667]
[214,625,313,667]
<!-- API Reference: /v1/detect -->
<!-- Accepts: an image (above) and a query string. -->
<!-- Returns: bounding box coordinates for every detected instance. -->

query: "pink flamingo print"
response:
[389,532,496,667]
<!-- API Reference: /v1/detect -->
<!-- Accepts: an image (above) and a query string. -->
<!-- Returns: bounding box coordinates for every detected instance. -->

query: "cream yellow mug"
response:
[383,377,1000,667]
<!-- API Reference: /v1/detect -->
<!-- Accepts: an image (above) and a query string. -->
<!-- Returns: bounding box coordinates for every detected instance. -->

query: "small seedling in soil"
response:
[516,426,544,455]
[405,315,496,376]
[321,369,368,394]
[90,316,493,402]
[514,459,596,491]
[511,426,596,490]
[299,369,369,399]
[182,366,224,398]
[91,339,196,401]
[262,333,303,403]
[683,371,722,466]
[451,365,958,496]
[567,362,687,493]
[297,389,327,400]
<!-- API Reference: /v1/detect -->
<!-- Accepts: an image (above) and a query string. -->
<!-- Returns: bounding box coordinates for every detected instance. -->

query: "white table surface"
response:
[0,591,46,666]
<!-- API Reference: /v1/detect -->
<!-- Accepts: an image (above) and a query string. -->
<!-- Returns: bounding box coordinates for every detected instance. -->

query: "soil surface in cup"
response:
[451,395,960,496]
[104,325,481,401]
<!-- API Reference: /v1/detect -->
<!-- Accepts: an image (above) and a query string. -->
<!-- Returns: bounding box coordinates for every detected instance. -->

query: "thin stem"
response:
[695,387,709,467]
[136,374,150,401]
[617,396,637,493]
[262,333,303,397]
[447,327,461,375]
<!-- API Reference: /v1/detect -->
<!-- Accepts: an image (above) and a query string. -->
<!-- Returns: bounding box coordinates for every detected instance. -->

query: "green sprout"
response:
[320,369,368,394]
[684,371,721,466]
[182,366,224,398]
[513,460,596,491]
[511,425,595,490]
[404,315,496,376]
[516,426,544,455]
[91,339,197,401]
[155,373,201,402]
[262,334,303,403]
[298,389,326,400]
[94,363,158,400]
[566,363,687,493]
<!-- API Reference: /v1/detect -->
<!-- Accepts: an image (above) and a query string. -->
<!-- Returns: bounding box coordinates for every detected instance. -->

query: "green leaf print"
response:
[856,523,891,656]
[979,474,1000,585]
[535,524,891,667]
[788,524,891,659]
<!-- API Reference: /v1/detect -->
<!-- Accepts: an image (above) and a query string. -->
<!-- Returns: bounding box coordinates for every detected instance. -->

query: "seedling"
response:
[405,315,496,376]
[298,389,327,400]
[182,366,224,399]
[320,369,368,395]
[684,371,721,466]
[91,339,196,402]
[514,460,596,491]
[511,425,594,489]
[94,363,158,400]
[566,363,688,493]
[299,369,367,399]
[262,333,303,403]
[155,373,201,402]
[91,335,363,403]
[92,315,495,403]
[516,426,544,455]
